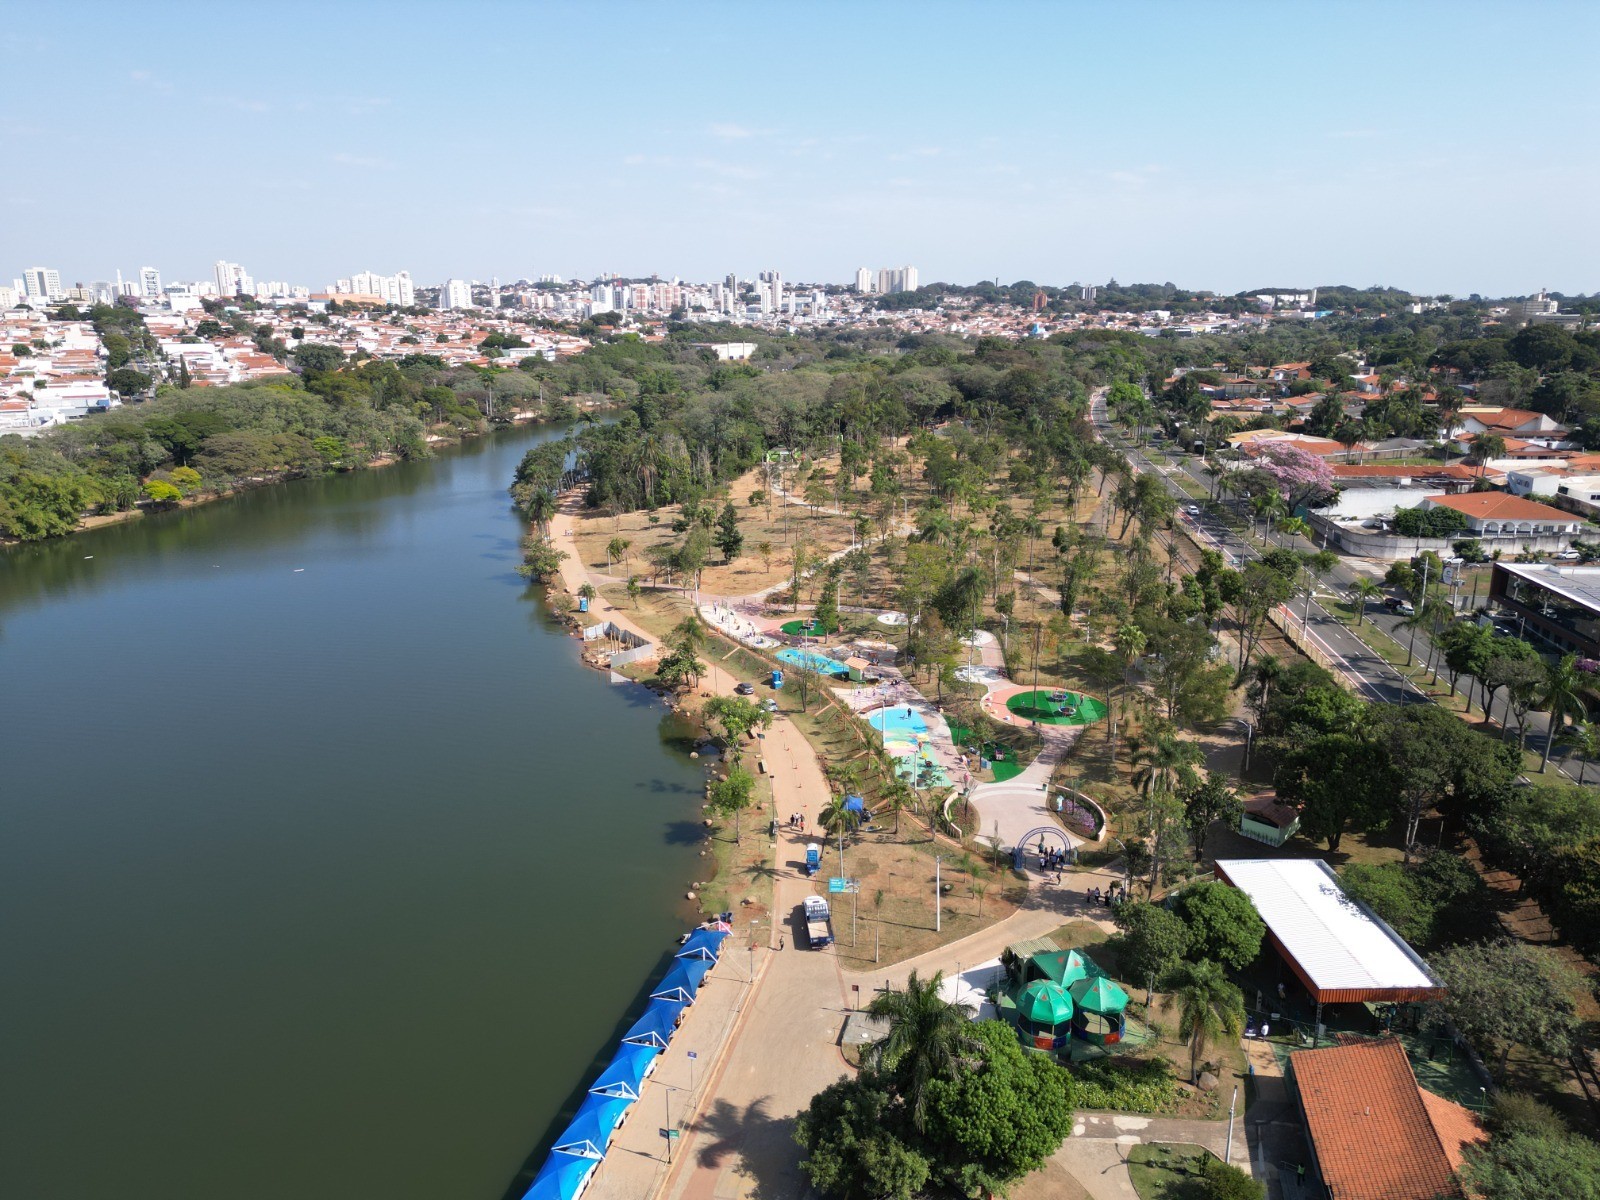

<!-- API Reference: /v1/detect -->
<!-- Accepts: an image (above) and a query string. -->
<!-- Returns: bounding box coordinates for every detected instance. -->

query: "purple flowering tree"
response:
[1253,442,1336,513]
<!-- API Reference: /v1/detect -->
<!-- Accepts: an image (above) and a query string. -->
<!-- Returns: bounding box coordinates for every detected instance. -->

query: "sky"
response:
[4,1,1597,297]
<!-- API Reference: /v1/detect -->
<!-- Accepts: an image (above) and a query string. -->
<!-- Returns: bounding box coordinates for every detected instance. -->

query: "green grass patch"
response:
[1126,1142,1217,1200]
[991,757,1024,783]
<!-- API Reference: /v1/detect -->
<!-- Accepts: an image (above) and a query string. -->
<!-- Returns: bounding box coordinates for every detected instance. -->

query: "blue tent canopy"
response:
[588,1041,660,1100]
[549,1092,633,1160]
[649,956,712,1003]
[621,997,686,1049]
[844,794,866,814]
[520,1150,595,1200]
[676,927,728,961]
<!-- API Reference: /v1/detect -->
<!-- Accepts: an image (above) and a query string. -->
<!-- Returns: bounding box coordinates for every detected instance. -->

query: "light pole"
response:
[1225,1085,1239,1164]
[934,855,942,933]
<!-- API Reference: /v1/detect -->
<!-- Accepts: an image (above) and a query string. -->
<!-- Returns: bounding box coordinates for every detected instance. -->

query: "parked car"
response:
[734,681,755,695]
[1555,550,1581,561]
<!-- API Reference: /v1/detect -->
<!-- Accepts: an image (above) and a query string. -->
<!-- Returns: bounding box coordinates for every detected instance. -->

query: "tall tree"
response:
[864,970,980,1132]
[1163,959,1245,1081]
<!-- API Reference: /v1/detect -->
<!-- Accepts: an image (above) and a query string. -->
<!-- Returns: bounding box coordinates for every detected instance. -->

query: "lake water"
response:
[0,426,706,1199]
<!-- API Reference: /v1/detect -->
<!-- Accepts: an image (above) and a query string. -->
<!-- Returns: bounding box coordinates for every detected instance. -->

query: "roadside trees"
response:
[707,766,756,843]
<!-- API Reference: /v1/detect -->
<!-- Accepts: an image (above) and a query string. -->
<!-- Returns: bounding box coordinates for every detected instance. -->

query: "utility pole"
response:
[934,855,942,932]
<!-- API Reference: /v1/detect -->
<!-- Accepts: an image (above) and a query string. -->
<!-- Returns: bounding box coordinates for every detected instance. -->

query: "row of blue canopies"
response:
[518,924,730,1200]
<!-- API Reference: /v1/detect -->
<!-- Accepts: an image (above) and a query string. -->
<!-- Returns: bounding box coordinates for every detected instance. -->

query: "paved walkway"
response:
[966,730,1082,861]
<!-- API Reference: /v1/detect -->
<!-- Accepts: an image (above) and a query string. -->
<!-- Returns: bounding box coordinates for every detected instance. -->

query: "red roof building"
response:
[1291,1038,1485,1200]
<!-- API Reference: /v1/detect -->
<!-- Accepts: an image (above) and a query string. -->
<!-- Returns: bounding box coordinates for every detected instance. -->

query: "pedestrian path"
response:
[966,732,1081,861]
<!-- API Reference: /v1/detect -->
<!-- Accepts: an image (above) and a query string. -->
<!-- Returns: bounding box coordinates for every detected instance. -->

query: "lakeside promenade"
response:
[543,497,1144,1199]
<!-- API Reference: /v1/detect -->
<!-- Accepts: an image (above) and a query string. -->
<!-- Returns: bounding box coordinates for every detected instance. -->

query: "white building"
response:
[855,266,874,294]
[438,278,473,310]
[1518,290,1560,320]
[339,269,415,306]
[21,267,64,302]
[139,267,162,298]
[877,265,919,294]
[213,261,250,298]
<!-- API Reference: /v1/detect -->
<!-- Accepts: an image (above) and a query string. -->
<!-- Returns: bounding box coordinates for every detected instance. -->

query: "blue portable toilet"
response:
[577,596,589,613]
[771,669,784,688]
[805,844,821,876]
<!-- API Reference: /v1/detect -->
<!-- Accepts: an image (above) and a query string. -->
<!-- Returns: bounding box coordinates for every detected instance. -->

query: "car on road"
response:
[1382,596,1415,615]
[762,698,779,713]
[734,681,755,695]
[1555,549,1581,561]
[1185,504,1201,516]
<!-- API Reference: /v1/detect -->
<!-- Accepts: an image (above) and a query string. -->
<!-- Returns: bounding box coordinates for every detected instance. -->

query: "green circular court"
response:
[780,617,839,637]
[1005,689,1107,726]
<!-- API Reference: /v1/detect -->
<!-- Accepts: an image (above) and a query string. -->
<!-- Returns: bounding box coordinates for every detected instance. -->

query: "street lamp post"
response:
[934,855,942,933]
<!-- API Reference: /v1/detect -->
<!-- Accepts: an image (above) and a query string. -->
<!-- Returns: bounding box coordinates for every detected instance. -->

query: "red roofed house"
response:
[1420,492,1582,541]
[1290,1038,1486,1200]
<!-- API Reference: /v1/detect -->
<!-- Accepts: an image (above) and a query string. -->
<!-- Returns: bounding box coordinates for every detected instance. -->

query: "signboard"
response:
[660,1128,680,1140]
[686,1051,698,1060]
[829,877,860,894]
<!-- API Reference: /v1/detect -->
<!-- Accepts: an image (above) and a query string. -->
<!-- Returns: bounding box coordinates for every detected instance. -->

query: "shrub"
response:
[1066,1057,1177,1113]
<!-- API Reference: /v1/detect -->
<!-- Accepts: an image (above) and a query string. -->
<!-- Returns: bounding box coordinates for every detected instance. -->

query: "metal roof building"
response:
[1214,859,1443,1004]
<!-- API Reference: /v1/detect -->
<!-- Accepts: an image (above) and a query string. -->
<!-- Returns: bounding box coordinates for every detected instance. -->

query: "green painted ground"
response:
[1005,689,1108,726]
[991,758,1024,783]
[779,616,839,636]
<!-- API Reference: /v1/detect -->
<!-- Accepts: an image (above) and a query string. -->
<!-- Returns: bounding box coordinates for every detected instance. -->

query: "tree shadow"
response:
[686,1094,805,1199]
[663,820,710,846]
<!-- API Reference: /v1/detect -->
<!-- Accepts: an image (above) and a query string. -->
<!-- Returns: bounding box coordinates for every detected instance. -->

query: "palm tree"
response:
[1538,654,1589,773]
[1470,432,1506,477]
[1556,720,1600,785]
[864,969,979,1132]
[1348,577,1381,626]
[670,614,706,657]
[819,793,862,875]
[1131,725,1203,799]
[1165,960,1245,1082]
[605,536,630,572]
[525,488,557,534]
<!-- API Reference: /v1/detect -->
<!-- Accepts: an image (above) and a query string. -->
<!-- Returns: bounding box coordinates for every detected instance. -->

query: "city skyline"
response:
[4,2,1599,295]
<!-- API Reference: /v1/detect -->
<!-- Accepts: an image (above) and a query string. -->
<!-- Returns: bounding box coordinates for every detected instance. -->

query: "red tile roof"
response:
[1293,1039,1464,1200]
[1425,492,1574,522]
[1418,1090,1488,1173]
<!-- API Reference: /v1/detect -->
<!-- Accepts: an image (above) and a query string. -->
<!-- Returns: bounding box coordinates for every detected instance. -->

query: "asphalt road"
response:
[1087,391,1587,786]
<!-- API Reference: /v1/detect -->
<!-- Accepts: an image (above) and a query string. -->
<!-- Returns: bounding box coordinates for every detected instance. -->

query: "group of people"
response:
[1037,847,1069,874]
[1084,881,1124,907]
[785,811,806,830]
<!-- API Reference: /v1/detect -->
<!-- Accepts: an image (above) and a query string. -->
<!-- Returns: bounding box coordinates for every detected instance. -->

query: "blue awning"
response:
[649,956,711,1004]
[621,997,686,1049]
[844,794,865,814]
[549,1092,634,1160]
[520,1150,596,1200]
[587,1041,660,1100]
[676,927,728,961]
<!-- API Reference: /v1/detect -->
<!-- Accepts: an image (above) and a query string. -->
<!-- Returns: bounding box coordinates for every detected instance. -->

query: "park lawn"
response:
[1126,1143,1217,1200]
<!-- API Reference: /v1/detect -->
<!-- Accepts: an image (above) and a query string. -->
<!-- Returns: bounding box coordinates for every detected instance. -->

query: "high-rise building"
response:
[139,267,162,298]
[342,269,415,306]
[21,267,64,301]
[855,267,874,294]
[876,266,919,295]
[213,261,248,298]
[438,278,473,310]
